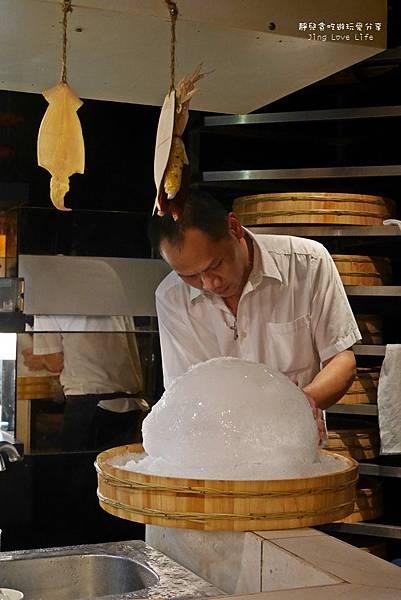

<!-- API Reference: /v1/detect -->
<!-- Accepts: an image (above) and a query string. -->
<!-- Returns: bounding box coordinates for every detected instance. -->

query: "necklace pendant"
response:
[229,318,238,341]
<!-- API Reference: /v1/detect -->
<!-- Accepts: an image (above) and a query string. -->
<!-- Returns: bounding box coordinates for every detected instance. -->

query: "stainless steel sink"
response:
[0,551,159,600]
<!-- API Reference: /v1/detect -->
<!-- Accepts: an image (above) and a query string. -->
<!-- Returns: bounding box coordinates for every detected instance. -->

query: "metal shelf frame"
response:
[202,165,401,182]
[318,522,401,540]
[199,100,401,547]
[327,404,378,416]
[204,106,401,128]
[248,225,401,237]
[359,464,401,478]
[353,345,386,356]
[345,287,401,297]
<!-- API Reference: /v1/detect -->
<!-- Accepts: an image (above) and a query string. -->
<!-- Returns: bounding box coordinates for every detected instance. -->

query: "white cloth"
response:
[33,316,143,413]
[156,232,361,389]
[377,344,401,454]
[383,218,401,232]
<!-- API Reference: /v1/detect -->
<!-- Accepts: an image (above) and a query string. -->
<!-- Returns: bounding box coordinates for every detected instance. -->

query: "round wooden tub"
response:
[338,368,380,405]
[233,192,394,226]
[327,420,380,461]
[355,314,383,345]
[331,255,392,286]
[337,477,383,523]
[95,444,358,531]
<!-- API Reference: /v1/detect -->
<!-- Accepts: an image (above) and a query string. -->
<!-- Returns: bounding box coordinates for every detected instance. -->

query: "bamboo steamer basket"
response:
[95,444,358,531]
[233,193,394,226]
[338,477,383,524]
[338,368,380,405]
[327,421,380,461]
[355,314,383,345]
[331,255,392,286]
[16,375,62,401]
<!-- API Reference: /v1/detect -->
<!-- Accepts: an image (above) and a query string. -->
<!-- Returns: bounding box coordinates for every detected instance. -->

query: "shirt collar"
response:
[188,227,282,302]
[189,285,204,301]
[245,228,283,287]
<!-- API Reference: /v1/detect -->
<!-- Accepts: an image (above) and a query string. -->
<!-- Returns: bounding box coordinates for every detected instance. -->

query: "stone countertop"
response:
[0,539,224,600]
[147,526,401,600]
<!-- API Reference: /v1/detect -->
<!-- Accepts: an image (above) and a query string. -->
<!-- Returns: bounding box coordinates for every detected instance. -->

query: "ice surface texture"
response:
[123,357,342,479]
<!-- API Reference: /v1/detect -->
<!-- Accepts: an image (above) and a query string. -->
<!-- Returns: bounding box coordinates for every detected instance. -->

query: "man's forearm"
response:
[39,352,64,373]
[302,350,356,410]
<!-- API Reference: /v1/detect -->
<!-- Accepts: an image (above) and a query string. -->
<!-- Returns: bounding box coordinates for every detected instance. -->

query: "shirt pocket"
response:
[266,314,314,375]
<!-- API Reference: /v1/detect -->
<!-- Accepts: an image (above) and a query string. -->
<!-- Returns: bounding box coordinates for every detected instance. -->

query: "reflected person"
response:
[30,315,148,451]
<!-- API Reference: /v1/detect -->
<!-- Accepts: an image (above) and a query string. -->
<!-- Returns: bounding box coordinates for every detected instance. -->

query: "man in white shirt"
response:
[150,193,361,426]
[27,316,147,451]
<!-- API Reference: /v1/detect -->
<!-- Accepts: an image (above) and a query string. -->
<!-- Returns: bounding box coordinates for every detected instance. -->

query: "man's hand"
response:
[22,348,46,371]
[22,348,64,374]
[303,390,327,446]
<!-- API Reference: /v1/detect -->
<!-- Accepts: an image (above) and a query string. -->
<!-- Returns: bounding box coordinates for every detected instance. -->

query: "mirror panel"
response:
[19,255,170,317]
[0,333,16,432]
[16,322,163,454]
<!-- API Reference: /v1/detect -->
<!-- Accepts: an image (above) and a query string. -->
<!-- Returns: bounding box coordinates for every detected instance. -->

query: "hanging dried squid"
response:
[37,82,85,211]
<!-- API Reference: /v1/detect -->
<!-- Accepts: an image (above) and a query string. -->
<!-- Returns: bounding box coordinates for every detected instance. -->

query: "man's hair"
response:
[148,192,229,250]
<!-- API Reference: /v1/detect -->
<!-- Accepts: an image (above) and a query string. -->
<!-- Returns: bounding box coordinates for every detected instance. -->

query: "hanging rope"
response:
[61,0,73,83]
[164,0,178,92]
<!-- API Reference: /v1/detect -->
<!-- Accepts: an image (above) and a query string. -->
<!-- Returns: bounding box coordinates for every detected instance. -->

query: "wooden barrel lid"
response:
[233,192,395,226]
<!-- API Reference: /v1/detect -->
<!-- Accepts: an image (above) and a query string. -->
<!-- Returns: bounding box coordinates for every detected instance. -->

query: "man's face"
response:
[160,216,249,299]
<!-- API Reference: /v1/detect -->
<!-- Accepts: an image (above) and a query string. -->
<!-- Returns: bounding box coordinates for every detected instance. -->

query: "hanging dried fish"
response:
[37,82,85,211]
[163,65,205,201]
[163,136,188,201]
[155,65,206,219]
[154,2,210,219]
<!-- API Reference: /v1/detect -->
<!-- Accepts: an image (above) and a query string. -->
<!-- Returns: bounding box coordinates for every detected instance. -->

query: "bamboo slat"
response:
[96,444,358,531]
[327,421,380,460]
[233,193,394,226]
[338,368,380,405]
[338,477,383,524]
[331,255,392,286]
[355,314,383,345]
[16,375,62,401]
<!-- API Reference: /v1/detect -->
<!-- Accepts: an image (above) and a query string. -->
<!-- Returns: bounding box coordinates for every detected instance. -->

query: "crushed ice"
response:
[108,358,346,480]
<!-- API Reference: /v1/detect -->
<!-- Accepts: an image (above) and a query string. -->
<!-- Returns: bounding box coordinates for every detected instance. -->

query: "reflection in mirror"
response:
[28,315,159,333]
[16,316,163,454]
[0,333,16,432]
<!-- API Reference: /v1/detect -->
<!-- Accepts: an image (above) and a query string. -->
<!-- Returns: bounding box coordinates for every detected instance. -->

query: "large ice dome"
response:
[109,357,342,480]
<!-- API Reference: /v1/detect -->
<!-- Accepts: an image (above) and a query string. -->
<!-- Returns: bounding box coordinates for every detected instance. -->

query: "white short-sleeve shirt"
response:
[32,316,143,412]
[156,232,361,389]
